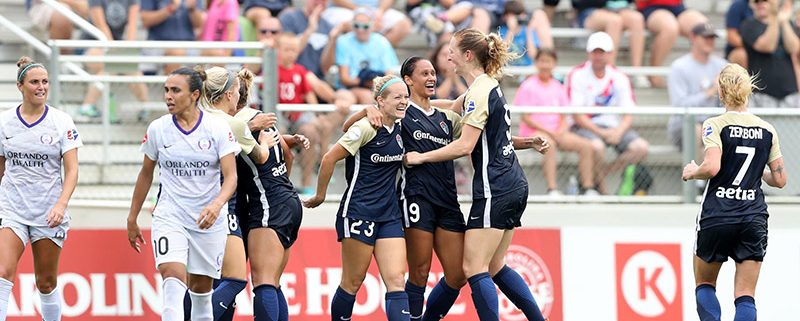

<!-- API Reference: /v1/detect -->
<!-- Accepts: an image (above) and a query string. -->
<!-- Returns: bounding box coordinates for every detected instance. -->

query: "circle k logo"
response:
[500,245,555,321]
[615,243,683,321]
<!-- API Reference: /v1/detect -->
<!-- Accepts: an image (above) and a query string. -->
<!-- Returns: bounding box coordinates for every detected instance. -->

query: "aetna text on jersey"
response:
[716,187,756,201]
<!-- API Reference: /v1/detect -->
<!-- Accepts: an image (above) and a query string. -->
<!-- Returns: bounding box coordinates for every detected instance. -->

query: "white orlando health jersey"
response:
[0,105,82,226]
[141,111,241,233]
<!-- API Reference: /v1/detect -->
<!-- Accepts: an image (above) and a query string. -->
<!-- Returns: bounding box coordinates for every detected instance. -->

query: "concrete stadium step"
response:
[76,123,147,144]
[80,144,142,164]
[73,184,157,201]
[79,163,157,185]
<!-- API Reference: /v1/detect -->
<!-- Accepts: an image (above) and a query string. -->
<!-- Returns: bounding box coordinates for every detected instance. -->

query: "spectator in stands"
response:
[407,0,474,46]
[255,15,281,48]
[199,0,240,57]
[725,0,753,67]
[78,0,148,119]
[572,0,647,86]
[140,0,205,74]
[335,8,400,104]
[498,0,554,67]
[567,32,649,194]
[276,33,326,195]
[243,0,290,32]
[544,0,561,22]
[741,0,800,107]
[636,0,708,88]
[430,41,467,99]
[461,0,508,33]
[667,23,725,158]
[514,49,598,196]
[27,0,89,54]
[322,0,412,46]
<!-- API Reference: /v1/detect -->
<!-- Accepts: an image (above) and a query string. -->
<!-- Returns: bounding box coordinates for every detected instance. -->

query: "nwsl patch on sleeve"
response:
[66,129,79,140]
[703,125,713,137]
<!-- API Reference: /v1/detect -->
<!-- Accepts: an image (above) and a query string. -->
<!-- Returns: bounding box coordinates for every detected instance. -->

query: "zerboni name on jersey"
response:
[6,151,48,167]
[716,186,757,200]
[164,160,211,177]
[412,130,451,146]
[729,126,763,140]
[370,153,404,163]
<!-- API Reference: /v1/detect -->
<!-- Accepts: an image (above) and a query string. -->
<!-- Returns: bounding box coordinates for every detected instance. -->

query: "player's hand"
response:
[682,160,699,181]
[303,194,324,208]
[259,129,281,148]
[249,113,277,131]
[531,136,550,154]
[46,203,66,228]
[365,106,383,128]
[197,202,222,229]
[127,221,145,253]
[404,152,423,167]
[292,134,311,149]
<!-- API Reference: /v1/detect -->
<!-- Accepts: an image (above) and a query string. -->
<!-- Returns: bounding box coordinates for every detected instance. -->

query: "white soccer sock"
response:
[0,277,13,320]
[189,290,213,321]
[162,277,187,321]
[39,286,62,321]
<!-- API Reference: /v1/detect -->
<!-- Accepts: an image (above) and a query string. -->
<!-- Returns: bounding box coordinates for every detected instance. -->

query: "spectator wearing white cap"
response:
[566,31,650,194]
[321,0,412,46]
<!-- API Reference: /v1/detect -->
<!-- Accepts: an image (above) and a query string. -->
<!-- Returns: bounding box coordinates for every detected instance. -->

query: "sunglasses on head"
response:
[259,29,280,35]
[353,22,371,30]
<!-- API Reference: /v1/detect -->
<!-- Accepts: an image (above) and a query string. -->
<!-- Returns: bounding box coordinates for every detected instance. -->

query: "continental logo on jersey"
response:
[439,121,449,134]
[142,134,148,144]
[703,126,713,137]
[66,129,79,141]
[716,187,756,200]
[465,100,476,114]
[370,153,403,163]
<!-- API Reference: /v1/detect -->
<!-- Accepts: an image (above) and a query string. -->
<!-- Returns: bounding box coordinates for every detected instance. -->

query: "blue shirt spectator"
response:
[335,32,399,84]
[279,7,334,78]
[140,0,204,41]
[498,26,540,66]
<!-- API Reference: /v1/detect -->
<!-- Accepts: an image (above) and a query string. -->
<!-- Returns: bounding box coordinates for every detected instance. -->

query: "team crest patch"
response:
[703,126,713,137]
[439,121,449,135]
[40,134,53,145]
[66,129,79,140]
[465,100,476,114]
[198,138,213,150]
[396,134,403,148]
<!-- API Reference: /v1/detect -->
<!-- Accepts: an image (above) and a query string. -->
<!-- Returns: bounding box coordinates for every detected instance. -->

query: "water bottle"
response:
[567,175,579,195]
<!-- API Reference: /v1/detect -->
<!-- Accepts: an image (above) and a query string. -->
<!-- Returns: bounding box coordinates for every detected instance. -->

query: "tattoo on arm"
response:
[775,165,784,174]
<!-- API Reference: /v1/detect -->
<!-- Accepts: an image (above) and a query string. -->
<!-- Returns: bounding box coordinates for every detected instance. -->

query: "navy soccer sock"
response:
[405,281,426,320]
[468,272,499,321]
[276,287,289,321]
[422,277,461,321]
[183,290,192,321]
[696,284,721,321]
[253,284,279,321]
[331,287,356,321]
[386,291,411,321]
[734,296,757,321]
[213,278,247,321]
[493,265,545,321]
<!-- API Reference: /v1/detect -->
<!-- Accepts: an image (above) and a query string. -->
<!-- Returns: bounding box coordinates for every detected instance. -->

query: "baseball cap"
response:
[586,32,614,53]
[691,22,718,37]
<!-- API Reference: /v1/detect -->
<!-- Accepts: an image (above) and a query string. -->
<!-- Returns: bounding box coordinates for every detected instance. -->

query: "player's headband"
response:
[378,78,402,96]
[17,63,44,83]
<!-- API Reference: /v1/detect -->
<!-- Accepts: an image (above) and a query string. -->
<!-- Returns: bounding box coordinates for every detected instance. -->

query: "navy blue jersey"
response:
[338,119,404,222]
[233,109,298,211]
[461,75,528,199]
[398,102,463,212]
[699,112,782,228]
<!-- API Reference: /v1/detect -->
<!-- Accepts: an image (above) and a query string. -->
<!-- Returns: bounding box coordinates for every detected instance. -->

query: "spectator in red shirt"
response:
[277,33,326,195]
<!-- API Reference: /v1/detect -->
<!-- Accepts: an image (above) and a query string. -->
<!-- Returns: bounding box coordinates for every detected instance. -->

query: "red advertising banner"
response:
[8,229,561,321]
[615,243,683,321]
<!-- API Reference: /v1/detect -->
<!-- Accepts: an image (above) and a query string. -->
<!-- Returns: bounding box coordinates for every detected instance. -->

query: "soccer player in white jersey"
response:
[682,64,787,321]
[126,67,241,321]
[0,56,82,321]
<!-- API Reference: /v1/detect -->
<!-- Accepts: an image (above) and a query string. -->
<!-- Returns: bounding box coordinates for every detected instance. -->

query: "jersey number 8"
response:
[228,214,238,232]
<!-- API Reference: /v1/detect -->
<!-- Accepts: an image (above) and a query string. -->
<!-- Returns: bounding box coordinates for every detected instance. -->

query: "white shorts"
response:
[151,218,226,278]
[0,217,68,248]
[28,2,55,32]
[322,7,408,33]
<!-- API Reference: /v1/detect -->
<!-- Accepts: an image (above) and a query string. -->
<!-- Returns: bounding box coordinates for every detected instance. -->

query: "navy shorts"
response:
[467,186,528,230]
[227,192,244,238]
[641,4,686,21]
[336,216,405,246]
[246,196,303,249]
[695,215,768,263]
[576,8,597,28]
[401,196,466,233]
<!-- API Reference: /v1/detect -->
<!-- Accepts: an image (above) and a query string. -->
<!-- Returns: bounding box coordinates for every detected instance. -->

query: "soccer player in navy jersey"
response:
[304,75,411,321]
[127,67,240,321]
[0,56,82,321]
[682,63,787,321]
[405,28,549,321]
